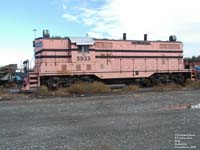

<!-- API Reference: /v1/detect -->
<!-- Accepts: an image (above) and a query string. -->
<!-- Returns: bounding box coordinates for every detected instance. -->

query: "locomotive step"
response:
[29,83,39,88]
[29,75,38,78]
[29,74,38,77]
[29,79,38,83]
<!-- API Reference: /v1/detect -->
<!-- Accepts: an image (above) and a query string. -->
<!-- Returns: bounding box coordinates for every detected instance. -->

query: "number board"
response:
[77,56,91,61]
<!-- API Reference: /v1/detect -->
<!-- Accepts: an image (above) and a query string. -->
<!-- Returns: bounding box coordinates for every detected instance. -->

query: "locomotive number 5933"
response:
[77,56,90,61]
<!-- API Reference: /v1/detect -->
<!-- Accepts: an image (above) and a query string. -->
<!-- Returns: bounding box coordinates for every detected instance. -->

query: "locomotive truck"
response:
[21,30,193,91]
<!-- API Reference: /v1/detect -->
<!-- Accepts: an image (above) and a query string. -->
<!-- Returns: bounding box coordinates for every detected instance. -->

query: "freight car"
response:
[0,64,23,87]
[22,30,193,90]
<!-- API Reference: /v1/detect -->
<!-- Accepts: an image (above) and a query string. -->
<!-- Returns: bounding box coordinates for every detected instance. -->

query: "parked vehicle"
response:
[0,64,23,87]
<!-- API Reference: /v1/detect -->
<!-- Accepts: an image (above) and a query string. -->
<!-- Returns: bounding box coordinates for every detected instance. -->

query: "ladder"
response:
[29,72,39,88]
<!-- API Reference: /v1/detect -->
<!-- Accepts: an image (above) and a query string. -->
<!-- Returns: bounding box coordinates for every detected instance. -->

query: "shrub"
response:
[153,83,182,91]
[164,83,182,89]
[54,88,70,96]
[68,82,111,94]
[184,79,200,89]
[123,85,139,92]
[0,87,7,96]
[90,82,111,93]
[68,82,88,94]
[111,89,123,93]
[33,85,50,96]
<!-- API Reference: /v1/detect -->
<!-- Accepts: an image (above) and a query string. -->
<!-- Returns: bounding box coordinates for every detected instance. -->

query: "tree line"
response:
[184,55,200,62]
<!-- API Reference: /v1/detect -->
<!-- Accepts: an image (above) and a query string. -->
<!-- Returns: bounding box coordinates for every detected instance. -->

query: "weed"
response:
[153,83,182,91]
[123,85,139,92]
[33,85,50,96]
[0,87,7,96]
[54,88,70,96]
[68,82,110,94]
[184,79,200,89]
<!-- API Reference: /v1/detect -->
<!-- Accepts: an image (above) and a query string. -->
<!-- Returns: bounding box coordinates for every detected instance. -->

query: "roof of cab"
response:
[69,37,95,45]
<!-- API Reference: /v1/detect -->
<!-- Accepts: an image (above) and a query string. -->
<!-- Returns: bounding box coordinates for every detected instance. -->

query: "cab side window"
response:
[78,45,89,53]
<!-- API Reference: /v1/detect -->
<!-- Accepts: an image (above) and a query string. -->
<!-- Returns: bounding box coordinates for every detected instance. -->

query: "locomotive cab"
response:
[69,37,96,72]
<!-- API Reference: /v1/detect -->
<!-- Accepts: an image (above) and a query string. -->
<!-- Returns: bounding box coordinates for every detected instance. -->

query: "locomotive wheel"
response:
[139,78,152,87]
[46,77,60,90]
[144,79,152,87]
[174,74,185,85]
[151,74,161,86]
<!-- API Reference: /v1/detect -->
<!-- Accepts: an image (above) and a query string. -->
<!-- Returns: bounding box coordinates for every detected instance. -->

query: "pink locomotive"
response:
[22,30,192,90]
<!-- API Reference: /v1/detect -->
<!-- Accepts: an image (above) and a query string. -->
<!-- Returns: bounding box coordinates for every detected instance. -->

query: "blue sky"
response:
[0,0,200,66]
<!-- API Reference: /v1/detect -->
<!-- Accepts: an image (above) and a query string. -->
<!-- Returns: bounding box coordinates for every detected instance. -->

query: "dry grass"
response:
[111,88,123,93]
[90,82,111,93]
[33,86,70,96]
[153,83,182,91]
[33,82,110,96]
[153,80,200,91]
[53,88,70,96]
[184,79,200,89]
[33,85,50,96]
[122,85,139,92]
[0,87,16,100]
[68,82,111,94]
[67,82,87,94]
[0,87,6,96]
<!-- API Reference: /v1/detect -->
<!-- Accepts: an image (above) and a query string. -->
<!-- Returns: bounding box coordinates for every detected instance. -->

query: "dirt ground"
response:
[0,90,200,150]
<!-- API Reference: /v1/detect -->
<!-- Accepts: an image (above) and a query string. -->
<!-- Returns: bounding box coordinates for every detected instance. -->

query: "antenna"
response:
[33,29,37,39]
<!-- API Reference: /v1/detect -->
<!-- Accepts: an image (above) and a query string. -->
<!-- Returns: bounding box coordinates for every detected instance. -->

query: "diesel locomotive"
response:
[22,30,193,90]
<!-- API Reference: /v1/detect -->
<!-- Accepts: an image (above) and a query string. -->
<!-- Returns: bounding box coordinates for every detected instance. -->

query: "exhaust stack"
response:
[123,33,126,40]
[144,34,147,41]
[43,30,50,38]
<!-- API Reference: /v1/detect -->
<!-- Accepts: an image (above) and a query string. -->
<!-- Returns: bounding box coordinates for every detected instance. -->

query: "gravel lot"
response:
[0,90,200,150]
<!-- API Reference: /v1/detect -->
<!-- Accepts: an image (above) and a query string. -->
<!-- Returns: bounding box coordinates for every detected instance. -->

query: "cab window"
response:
[78,45,89,53]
